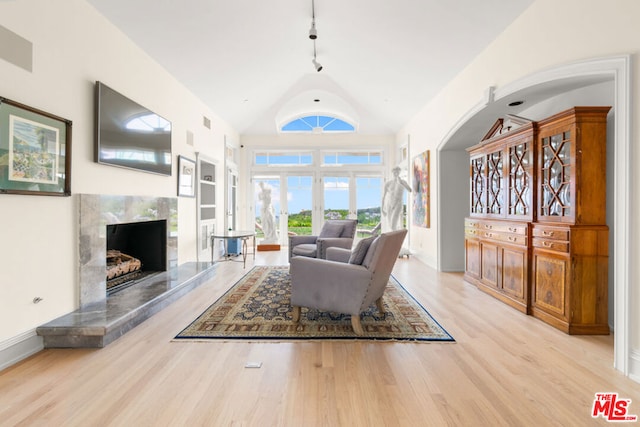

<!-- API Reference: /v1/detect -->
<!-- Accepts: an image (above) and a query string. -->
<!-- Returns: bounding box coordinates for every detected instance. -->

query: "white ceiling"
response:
[86,0,534,135]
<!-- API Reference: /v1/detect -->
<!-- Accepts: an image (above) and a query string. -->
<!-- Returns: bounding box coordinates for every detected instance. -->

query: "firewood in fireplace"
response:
[106,250,142,280]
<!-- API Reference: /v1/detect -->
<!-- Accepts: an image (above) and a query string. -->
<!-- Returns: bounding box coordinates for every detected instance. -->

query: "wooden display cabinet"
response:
[464,107,610,334]
[530,107,610,334]
[464,116,535,313]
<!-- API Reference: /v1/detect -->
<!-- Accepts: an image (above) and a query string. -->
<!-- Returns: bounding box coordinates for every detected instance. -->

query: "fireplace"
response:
[78,194,178,307]
[38,194,214,348]
[106,219,167,294]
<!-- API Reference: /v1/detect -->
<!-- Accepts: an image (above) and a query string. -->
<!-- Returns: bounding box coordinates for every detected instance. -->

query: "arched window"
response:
[281,115,355,133]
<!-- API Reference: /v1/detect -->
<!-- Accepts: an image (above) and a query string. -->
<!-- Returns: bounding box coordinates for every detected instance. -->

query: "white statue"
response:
[382,166,412,231]
[258,182,278,244]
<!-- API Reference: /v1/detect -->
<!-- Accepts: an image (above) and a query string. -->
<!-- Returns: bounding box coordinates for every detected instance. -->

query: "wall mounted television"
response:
[95,81,172,176]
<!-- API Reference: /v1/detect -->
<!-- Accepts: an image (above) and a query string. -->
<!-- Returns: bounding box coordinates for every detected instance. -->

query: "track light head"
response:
[309,21,317,39]
[312,58,323,72]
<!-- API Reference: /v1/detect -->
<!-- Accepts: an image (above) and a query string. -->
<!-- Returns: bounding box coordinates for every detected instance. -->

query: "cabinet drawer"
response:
[465,227,479,237]
[465,219,480,228]
[483,231,527,245]
[533,226,569,241]
[480,222,527,235]
[533,238,569,253]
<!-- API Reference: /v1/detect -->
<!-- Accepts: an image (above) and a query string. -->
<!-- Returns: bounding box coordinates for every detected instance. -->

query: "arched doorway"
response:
[436,56,631,376]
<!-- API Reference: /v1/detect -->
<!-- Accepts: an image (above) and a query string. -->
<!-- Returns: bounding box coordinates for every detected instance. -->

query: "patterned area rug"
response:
[175,265,454,342]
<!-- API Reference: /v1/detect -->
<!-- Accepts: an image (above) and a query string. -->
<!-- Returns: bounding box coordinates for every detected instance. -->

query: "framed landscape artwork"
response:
[0,97,72,196]
[412,150,430,228]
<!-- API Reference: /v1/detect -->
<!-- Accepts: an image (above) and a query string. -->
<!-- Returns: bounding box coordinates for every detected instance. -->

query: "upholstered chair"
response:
[288,219,357,260]
[290,229,408,335]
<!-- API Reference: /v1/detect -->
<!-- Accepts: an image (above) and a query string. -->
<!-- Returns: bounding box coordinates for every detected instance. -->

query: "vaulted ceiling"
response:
[87,0,534,135]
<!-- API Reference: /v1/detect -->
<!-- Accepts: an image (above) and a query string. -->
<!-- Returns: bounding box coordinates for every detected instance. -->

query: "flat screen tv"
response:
[95,81,172,176]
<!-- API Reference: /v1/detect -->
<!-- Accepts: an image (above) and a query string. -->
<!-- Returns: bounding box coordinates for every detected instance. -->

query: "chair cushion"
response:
[292,243,317,257]
[319,222,344,238]
[348,236,377,265]
[340,220,357,237]
[362,236,381,268]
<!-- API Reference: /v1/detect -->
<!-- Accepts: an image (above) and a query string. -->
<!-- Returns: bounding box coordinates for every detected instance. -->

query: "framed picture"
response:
[177,155,196,197]
[412,150,430,228]
[0,97,72,196]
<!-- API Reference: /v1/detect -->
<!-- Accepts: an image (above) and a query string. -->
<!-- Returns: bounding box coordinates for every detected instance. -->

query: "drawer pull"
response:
[508,236,516,242]
[542,241,552,247]
[508,227,517,232]
[542,230,554,237]
[485,224,493,229]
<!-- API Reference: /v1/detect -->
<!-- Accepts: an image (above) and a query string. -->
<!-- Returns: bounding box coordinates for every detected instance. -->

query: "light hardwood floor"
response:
[1,250,637,426]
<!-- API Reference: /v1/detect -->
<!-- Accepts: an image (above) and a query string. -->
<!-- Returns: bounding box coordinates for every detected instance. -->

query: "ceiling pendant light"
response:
[309,20,317,40]
[312,57,323,72]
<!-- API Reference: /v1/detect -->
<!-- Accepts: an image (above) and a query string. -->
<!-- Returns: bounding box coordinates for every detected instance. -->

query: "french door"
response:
[253,174,315,245]
[322,176,352,220]
[226,167,238,231]
[251,172,382,245]
[253,176,281,243]
[286,175,314,236]
[354,175,382,236]
[321,174,382,238]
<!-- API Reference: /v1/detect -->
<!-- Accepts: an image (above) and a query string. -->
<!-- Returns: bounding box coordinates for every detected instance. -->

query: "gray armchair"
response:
[290,229,408,335]
[288,219,357,260]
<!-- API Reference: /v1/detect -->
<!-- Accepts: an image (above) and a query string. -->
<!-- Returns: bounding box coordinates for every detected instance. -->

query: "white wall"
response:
[0,0,237,345]
[400,0,640,378]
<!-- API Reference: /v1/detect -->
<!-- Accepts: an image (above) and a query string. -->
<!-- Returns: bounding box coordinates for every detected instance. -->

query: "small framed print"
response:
[177,155,196,197]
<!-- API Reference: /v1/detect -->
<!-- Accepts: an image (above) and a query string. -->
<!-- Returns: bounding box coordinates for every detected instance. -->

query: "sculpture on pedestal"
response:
[258,182,278,244]
[382,166,412,232]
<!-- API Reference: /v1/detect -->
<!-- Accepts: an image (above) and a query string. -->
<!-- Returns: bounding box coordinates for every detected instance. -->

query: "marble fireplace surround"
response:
[36,194,215,348]
[78,194,178,306]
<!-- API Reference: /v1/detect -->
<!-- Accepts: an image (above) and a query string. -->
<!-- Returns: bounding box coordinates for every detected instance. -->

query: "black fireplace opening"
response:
[106,219,167,294]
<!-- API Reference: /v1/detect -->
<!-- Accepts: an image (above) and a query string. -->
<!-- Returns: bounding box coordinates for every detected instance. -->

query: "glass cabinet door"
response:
[540,131,571,219]
[470,156,486,214]
[486,151,503,215]
[508,142,531,217]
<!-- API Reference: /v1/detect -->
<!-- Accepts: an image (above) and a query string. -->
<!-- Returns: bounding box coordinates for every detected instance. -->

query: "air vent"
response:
[203,116,211,129]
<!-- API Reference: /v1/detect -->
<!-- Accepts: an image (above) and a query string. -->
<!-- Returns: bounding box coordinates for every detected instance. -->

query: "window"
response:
[281,115,355,133]
[254,151,313,166]
[322,151,383,166]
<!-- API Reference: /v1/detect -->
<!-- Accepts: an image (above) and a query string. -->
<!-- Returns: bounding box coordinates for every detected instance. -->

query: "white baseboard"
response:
[0,329,43,372]
[410,249,437,270]
[629,349,640,384]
